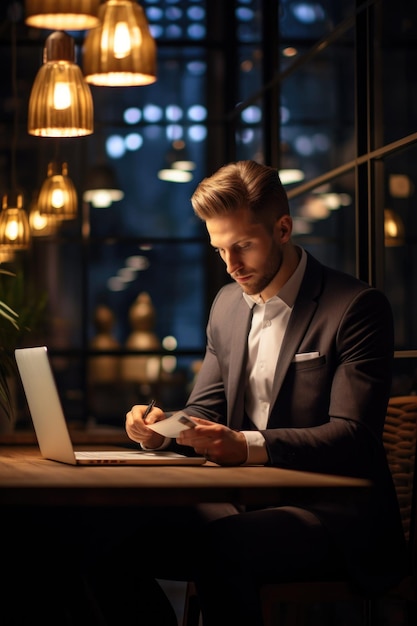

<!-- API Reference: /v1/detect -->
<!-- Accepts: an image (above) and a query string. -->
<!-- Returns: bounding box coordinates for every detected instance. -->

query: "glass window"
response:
[4,0,417,432]
[87,241,206,348]
[279,35,355,183]
[280,0,355,41]
[384,146,417,351]
[380,0,417,146]
[290,171,356,275]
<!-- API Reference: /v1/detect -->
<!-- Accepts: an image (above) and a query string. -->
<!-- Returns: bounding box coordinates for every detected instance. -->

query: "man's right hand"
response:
[125,404,166,449]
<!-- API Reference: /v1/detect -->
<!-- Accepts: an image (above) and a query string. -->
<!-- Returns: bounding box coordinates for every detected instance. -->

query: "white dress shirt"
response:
[241,247,307,464]
[144,248,307,460]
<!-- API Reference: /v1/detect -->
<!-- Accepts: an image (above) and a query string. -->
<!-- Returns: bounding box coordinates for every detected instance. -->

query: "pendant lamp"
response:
[0,193,31,250]
[0,18,31,251]
[28,31,94,137]
[83,163,125,208]
[170,140,196,173]
[158,168,194,183]
[157,141,195,183]
[279,141,305,185]
[25,0,101,31]
[0,247,14,263]
[37,161,78,221]
[83,0,157,87]
[28,193,57,237]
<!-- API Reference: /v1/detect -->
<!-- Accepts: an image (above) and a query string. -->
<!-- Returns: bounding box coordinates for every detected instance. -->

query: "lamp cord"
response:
[10,15,18,195]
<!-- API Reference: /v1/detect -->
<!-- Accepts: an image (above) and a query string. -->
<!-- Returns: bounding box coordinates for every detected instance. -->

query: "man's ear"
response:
[275,215,292,243]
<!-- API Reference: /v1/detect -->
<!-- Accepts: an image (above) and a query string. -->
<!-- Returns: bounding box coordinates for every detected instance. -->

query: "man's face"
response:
[206,207,287,296]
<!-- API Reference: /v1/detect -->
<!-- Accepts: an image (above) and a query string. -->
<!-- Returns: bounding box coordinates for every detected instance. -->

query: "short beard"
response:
[240,239,282,295]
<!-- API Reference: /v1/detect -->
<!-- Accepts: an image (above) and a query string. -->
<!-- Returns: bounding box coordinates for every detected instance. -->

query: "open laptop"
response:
[15,346,205,466]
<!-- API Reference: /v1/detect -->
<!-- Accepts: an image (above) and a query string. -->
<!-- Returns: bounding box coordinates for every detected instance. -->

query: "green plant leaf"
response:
[0,268,48,422]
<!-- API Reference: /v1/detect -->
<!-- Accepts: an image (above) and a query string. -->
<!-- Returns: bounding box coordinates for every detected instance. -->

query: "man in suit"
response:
[126,160,407,626]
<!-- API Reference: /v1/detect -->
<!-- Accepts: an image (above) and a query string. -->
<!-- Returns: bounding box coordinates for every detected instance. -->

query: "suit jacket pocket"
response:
[291,354,326,370]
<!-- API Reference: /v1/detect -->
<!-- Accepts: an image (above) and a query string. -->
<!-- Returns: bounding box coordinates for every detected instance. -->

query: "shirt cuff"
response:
[241,431,269,465]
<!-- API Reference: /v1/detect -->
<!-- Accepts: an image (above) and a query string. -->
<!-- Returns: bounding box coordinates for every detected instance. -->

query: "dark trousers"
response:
[191,505,343,626]
[96,503,342,626]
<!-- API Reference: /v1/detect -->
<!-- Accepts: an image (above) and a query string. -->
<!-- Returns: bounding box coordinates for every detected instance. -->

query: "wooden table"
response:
[0,445,371,508]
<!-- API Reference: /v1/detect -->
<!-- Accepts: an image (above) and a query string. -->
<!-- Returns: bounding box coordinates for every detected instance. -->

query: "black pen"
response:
[143,399,156,423]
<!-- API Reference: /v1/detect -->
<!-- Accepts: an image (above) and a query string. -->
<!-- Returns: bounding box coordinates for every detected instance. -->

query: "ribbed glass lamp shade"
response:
[0,194,31,249]
[83,163,124,207]
[0,247,15,263]
[28,31,93,137]
[37,162,78,220]
[83,0,157,87]
[25,0,101,31]
[29,200,57,237]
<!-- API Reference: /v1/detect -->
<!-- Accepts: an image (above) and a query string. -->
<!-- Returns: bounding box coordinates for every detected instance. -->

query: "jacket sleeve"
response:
[263,287,394,478]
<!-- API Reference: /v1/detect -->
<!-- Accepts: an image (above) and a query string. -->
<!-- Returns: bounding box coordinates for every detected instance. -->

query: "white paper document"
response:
[147,411,197,438]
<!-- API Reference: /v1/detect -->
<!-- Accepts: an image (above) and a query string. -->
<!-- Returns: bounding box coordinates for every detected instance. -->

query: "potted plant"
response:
[0,268,47,429]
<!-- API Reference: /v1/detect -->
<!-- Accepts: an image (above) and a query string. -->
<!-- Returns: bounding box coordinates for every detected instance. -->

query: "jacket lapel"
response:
[270,253,323,406]
[227,296,253,429]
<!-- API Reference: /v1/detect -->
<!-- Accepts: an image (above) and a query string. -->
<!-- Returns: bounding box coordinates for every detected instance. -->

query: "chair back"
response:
[383,396,417,574]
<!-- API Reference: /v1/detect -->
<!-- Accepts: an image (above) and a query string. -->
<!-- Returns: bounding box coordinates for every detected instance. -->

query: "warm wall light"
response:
[83,0,157,86]
[37,162,78,220]
[28,31,94,137]
[25,0,101,31]
[83,163,125,208]
[0,193,31,250]
[384,209,405,247]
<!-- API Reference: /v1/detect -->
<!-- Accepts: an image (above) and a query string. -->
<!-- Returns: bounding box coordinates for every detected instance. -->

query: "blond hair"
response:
[191,160,290,229]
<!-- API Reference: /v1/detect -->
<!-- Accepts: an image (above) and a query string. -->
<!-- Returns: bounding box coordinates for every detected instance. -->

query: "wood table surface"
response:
[0,445,371,508]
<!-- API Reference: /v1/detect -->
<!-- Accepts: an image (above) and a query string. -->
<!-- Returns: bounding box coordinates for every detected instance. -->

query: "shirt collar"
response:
[243,246,307,309]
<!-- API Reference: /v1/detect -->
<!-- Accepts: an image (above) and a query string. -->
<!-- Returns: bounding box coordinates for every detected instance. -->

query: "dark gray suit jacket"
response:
[183,251,407,593]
